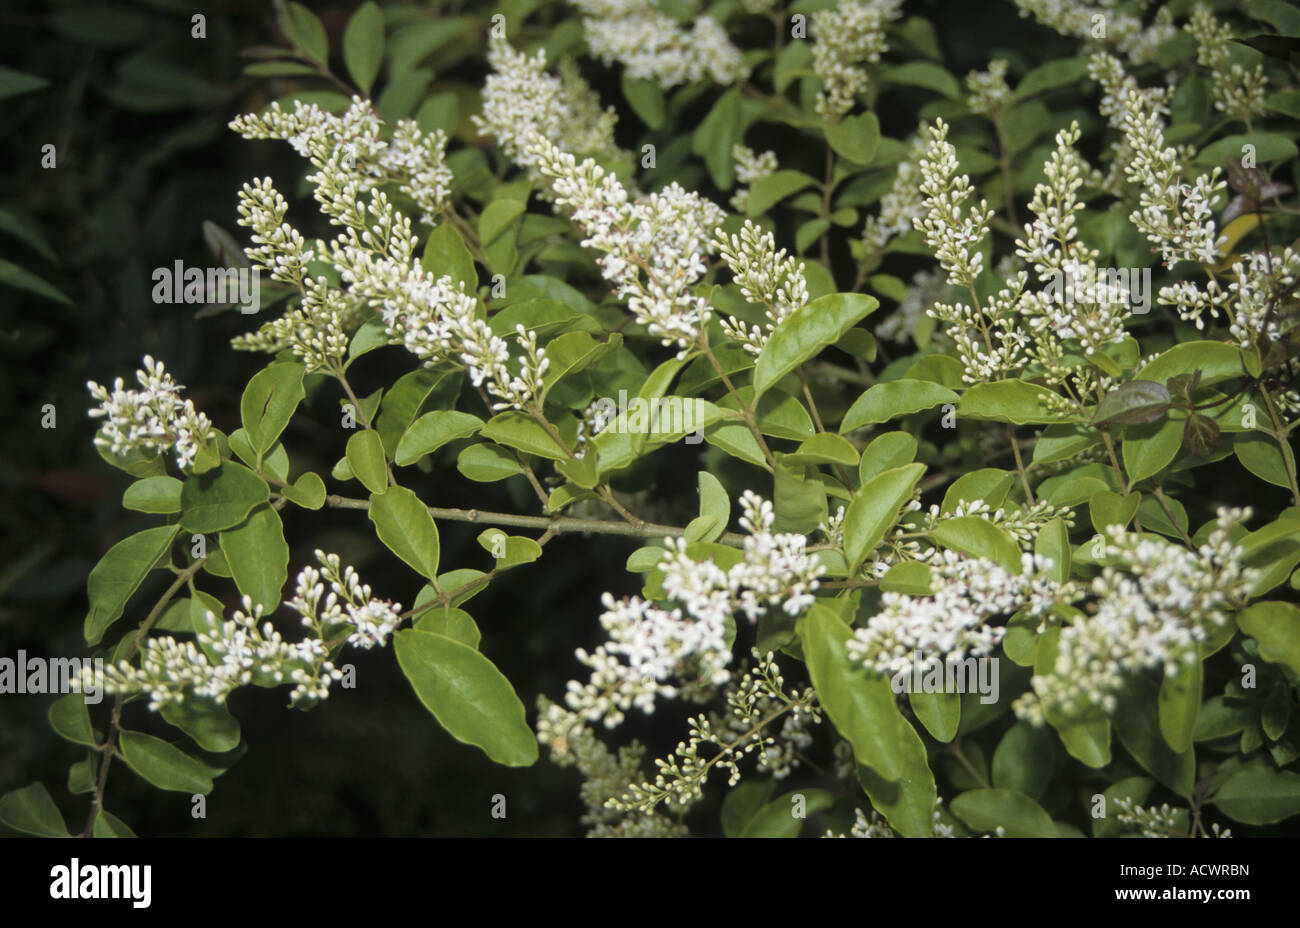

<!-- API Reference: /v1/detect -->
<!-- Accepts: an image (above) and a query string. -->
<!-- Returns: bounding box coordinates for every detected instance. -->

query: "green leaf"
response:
[909,690,961,743]
[160,699,241,754]
[240,361,306,455]
[92,810,136,838]
[1122,415,1183,484]
[774,463,828,534]
[1013,56,1087,99]
[85,525,179,645]
[1114,676,1195,800]
[122,476,183,514]
[880,561,933,594]
[180,462,270,534]
[1238,601,1300,677]
[0,783,68,837]
[1089,490,1141,535]
[369,486,440,581]
[219,504,289,613]
[692,472,730,544]
[881,61,961,98]
[0,65,50,100]
[280,2,330,67]
[621,74,665,129]
[342,1,385,95]
[841,379,958,431]
[786,433,860,468]
[825,112,880,165]
[957,380,1071,424]
[0,257,71,304]
[721,779,775,837]
[855,721,938,838]
[1137,340,1245,388]
[931,516,1022,571]
[374,368,450,456]
[481,411,568,459]
[740,790,835,837]
[1196,133,1298,167]
[479,198,525,246]
[844,463,925,571]
[477,529,543,570]
[393,629,537,766]
[395,410,483,466]
[1093,380,1171,425]
[49,694,96,747]
[691,88,742,189]
[858,431,917,483]
[950,789,1058,837]
[1157,659,1202,754]
[1213,764,1300,824]
[346,430,389,495]
[753,293,878,399]
[1235,432,1294,488]
[992,722,1057,800]
[539,331,619,399]
[281,471,326,509]
[118,731,214,794]
[798,604,903,779]
[1182,412,1220,457]
[421,221,477,290]
[745,169,818,217]
[457,443,523,482]
[413,603,481,648]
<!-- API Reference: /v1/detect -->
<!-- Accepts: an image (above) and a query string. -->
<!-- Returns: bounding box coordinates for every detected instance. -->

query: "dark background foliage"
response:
[6,0,1275,837]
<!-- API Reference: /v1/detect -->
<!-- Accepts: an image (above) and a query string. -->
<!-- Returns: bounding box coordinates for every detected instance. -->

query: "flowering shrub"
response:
[5,0,1300,839]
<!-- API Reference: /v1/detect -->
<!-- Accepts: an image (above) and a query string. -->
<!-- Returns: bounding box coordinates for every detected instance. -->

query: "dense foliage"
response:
[4,0,1300,838]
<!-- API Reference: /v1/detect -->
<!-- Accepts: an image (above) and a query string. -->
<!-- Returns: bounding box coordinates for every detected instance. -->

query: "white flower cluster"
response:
[811,0,904,119]
[98,552,400,710]
[966,59,1012,115]
[1186,5,1268,124]
[564,491,824,727]
[608,650,821,813]
[86,356,213,470]
[472,37,623,179]
[570,0,748,88]
[1018,509,1256,723]
[915,118,993,287]
[288,549,403,650]
[1013,0,1175,65]
[825,804,955,838]
[913,116,1031,382]
[529,133,725,357]
[861,135,928,256]
[876,267,948,344]
[535,698,688,836]
[1017,122,1129,362]
[716,219,810,356]
[848,550,1063,677]
[1089,53,1226,268]
[1161,246,1300,350]
[230,96,453,225]
[101,596,339,710]
[730,144,778,213]
[1113,796,1194,838]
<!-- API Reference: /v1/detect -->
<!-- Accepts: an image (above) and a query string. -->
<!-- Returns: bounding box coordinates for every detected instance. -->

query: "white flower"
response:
[86,355,213,470]
[529,133,725,356]
[811,0,904,119]
[848,551,1065,677]
[716,220,809,356]
[570,0,748,89]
